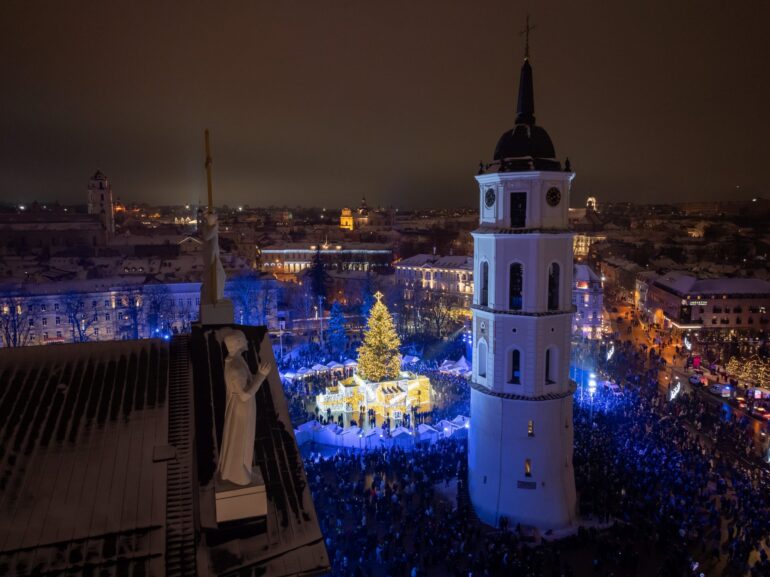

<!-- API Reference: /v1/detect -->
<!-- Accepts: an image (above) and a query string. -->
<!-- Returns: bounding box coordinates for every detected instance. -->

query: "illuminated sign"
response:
[669,382,681,401]
[688,300,708,306]
[576,281,589,289]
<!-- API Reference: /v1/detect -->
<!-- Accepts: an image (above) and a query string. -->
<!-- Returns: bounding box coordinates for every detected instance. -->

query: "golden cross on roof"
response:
[374,291,384,303]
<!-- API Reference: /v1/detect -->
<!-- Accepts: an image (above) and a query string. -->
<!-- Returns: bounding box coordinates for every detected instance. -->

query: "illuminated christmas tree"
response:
[357,291,401,382]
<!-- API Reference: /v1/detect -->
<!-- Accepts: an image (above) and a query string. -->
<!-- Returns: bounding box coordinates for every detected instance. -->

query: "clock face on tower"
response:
[546,187,561,207]
[484,188,496,208]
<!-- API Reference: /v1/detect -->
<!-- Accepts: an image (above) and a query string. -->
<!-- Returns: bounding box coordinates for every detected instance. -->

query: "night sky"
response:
[1,0,768,209]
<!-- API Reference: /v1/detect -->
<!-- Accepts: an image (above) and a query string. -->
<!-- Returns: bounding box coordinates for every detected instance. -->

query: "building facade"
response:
[0,278,279,348]
[572,264,603,339]
[394,254,473,308]
[259,241,392,278]
[468,53,576,529]
[643,272,770,332]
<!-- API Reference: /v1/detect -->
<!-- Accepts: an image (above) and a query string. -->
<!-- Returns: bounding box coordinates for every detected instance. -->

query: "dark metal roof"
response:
[0,339,170,576]
[0,327,328,577]
[485,58,563,173]
[191,324,329,577]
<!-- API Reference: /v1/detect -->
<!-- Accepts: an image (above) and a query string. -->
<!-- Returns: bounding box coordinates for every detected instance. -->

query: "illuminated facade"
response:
[259,242,392,278]
[0,279,278,347]
[572,264,603,339]
[394,254,473,307]
[468,52,576,530]
[572,233,605,260]
[643,272,770,331]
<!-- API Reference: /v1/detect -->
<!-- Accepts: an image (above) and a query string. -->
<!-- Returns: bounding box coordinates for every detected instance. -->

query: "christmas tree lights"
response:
[357,292,401,382]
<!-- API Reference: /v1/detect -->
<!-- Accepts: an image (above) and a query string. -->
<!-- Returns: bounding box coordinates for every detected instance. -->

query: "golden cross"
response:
[374,291,384,303]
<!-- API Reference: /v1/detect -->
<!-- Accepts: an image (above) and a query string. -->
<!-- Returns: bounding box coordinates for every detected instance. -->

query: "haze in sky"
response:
[1,0,768,208]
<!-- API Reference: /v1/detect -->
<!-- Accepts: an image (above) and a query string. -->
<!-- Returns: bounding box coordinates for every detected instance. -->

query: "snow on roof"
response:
[574,263,601,283]
[0,340,171,574]
[654,271,770,296]
[395,254,472,270]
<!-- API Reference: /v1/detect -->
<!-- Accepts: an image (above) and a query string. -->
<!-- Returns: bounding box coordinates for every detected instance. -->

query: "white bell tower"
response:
[468,44,577,530]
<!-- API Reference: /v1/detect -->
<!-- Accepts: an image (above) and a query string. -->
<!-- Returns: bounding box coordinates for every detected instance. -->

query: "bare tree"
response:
[62,291,98,343]
[227,272,273,326]
[116,287,143,340]
[421,296,455,339]
[144,284,174,337]
[0,293,35,347]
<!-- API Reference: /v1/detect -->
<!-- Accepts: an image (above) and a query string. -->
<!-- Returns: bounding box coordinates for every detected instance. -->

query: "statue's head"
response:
[224,330,248,356]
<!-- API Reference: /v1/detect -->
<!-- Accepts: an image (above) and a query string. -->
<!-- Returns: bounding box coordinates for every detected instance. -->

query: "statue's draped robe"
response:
[201,216,226,304]
[217,354,260,485]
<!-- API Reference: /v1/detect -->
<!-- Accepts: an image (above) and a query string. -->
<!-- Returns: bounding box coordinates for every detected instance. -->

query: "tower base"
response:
[468,385,576,530]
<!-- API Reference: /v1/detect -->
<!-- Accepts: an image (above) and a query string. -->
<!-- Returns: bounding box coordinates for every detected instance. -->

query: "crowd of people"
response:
[291,326,770,577]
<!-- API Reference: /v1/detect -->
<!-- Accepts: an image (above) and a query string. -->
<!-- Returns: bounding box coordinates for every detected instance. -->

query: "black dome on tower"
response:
[488,57,562,173]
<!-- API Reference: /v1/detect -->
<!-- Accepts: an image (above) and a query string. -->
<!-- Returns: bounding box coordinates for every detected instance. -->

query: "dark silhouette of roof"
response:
[0,339,172,575]
[487,57,562,173]
[0,328,328,576]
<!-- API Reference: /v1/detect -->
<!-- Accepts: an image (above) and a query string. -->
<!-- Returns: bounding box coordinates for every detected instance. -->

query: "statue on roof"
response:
[218,330,273,486]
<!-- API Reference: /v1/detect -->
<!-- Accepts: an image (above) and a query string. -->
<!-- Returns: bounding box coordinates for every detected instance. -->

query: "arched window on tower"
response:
[545,347,556,384]
[509,349,521,384]
[480,261,489,307]
[478,340,487,378]
[548,263,560,311]
[509,263,523,310]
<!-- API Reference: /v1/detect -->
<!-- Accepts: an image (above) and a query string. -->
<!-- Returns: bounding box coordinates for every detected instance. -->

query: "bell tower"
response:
[87,170,115,236]
[468,43,577,529]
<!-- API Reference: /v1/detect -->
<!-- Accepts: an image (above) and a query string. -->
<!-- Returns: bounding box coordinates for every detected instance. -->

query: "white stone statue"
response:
[217,331,272,486]
[201,212,226,304]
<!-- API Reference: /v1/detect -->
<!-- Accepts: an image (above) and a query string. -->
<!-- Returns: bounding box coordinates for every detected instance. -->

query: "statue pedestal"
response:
[200,299,234,326]
[215,466,267,523]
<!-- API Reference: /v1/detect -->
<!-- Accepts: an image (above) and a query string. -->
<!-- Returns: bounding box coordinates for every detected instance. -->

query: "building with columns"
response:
[468,50,577,529]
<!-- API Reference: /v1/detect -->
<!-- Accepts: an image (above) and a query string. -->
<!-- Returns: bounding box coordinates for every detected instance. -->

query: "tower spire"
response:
[516,14,536,125]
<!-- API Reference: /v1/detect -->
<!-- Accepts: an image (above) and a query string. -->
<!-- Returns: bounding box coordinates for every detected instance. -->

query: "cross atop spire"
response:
[515,15,536,126]
[520,12,536,60]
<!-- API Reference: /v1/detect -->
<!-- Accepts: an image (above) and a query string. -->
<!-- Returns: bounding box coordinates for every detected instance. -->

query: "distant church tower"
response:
[87,170,115,236]
[468,44,576,529]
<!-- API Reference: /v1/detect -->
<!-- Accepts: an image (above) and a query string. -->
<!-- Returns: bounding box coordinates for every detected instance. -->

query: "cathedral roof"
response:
[92,169,107,180]
[486,57,563,173]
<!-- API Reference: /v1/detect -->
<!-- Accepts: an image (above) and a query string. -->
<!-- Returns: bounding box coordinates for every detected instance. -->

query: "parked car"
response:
[708,383,731,398]
[689,375,703,385]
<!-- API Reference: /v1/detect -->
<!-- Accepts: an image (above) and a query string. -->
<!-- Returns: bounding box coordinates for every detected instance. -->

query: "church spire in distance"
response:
[515,13,536,125]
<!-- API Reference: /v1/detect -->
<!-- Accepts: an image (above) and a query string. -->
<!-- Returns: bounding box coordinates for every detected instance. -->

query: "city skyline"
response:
[1,0,768,209]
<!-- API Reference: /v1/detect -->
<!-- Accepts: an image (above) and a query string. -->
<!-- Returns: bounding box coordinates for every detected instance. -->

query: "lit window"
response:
[527,420,534,437]
[524,459,532,477]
